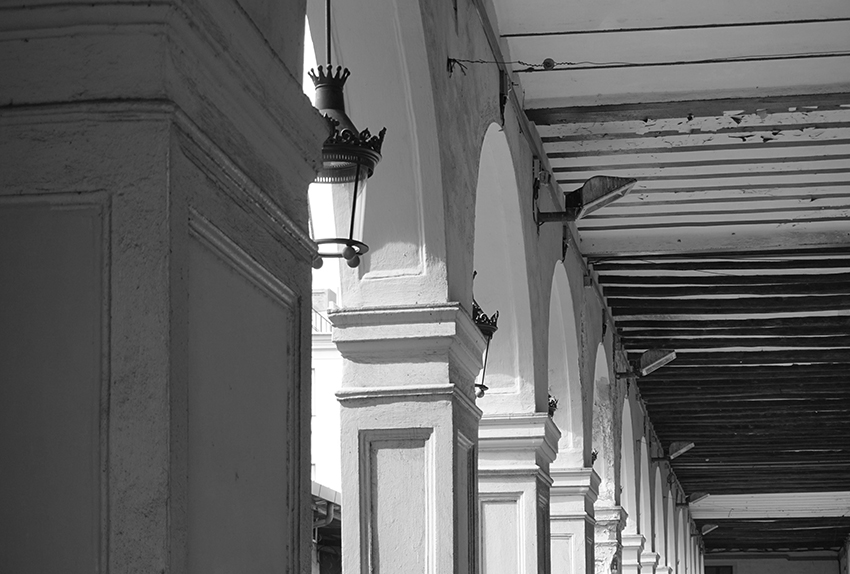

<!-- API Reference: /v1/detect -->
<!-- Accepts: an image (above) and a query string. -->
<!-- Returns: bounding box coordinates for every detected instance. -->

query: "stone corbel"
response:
[478,412,561,475]
[640,550,660,574]
[330,302,486,390]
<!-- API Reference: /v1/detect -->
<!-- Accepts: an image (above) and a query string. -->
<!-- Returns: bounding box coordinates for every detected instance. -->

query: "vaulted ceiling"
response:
[490,0,850,554]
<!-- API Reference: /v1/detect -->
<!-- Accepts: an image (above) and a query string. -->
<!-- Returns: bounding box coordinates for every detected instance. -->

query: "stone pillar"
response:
[477,414,560,574]
[655,562,672,574]
[840,536,849,574]
[332,304,484,574]
[0,2,322,573]
[594,506,626,574]
[550,468,601,574]
[640,551,659,574]
[620,534,645,574]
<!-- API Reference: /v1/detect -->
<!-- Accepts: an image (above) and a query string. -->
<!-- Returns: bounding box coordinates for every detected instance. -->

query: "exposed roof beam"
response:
[690,492,850,519]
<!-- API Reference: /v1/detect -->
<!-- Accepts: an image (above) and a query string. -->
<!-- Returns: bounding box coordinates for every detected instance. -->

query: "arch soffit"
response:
[639,439,652,538]
[591,343,617,497]
[620,398,638,532]
[307,0,453,305]
[473,123,537,411]
[653,466,666,557]
[549,262,583,464]
[666,492,677,567]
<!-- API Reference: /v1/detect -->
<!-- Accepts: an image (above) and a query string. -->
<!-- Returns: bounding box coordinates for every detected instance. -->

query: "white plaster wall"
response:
[310,333,343,492]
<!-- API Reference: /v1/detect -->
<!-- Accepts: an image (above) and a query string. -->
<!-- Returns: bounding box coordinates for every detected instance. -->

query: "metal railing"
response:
[312,308,333,334]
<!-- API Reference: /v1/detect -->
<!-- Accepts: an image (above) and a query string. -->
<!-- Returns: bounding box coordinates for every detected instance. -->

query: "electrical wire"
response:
[447,50,850,75]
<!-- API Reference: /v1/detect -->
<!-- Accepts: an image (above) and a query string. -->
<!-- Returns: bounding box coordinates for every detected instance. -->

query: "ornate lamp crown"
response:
[473,299,499,339]
[308,65,386,183]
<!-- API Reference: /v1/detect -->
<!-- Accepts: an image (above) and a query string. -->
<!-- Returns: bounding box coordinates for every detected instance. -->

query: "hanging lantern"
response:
[309,65,386,269]
[473,298,499,398]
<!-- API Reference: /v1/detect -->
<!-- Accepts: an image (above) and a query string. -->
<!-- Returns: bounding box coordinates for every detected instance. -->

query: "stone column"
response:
[594,506,626,574]
[620,534,645,574]
[655,561,672,574]
[640,551,659,574]
[332,303,484,574]
[477,414,560,574]
[550,468,601,574]
[0,2,322,573]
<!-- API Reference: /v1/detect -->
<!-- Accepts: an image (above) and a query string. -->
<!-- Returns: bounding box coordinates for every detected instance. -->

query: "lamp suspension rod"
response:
[348,162,361,241]
[480,336,492,384]
[325,0,332,66]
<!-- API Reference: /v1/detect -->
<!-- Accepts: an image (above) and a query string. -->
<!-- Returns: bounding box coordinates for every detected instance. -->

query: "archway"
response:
[473,123,537,413]
[677,508,689,573]
[666,491,676,570]
[654,468,667,561]
[306,0,449,306]
[591,343,616,501]
[549,263,583,465]
[639,441,652,541]
[620,400,638,533]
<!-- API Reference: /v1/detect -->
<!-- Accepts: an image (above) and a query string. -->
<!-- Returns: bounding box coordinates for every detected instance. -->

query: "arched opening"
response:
[620,400,638,533]
[677,508,689,574]
[639,440,652,541]
[653,468,666,561]
[473,123,538,413]
[666,492,676,570]
[548,263,583,465]
[306,0,448,306]
[591,343,616,500]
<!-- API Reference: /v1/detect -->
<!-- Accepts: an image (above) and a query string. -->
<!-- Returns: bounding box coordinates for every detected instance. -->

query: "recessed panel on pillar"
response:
[187,227,299,573]
[0,200,105,574]
[480,495,522,574]
[361,428,434,574]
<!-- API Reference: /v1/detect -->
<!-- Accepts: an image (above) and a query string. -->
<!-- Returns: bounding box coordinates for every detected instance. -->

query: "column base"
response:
[479,413,560,574]
[621,533,646,574]
[640,551,660,574]
[594,505,626,574]
[550,467,600,574]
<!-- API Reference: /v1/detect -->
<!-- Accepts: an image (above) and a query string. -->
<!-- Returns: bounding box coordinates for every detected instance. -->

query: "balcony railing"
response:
[311,308,333,334]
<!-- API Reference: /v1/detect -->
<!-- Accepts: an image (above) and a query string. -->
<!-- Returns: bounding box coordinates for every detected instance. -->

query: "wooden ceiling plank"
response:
[606,282,850,297]
[593,257,850,272]
[546,137,850,159]
[560,167,850,186]
[610,295,850,313]
[553,154,850,175]
[639,366,850,377]
[616,315,850,329]
[526,93,850,124]
[533,111,850,138]
[623,335,850,348]
[600,272,850,286]
[586,196,850,219]
[623,327,850,338]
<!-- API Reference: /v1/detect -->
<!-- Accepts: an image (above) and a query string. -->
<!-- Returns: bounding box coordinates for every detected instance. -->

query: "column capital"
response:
[640,551,660,568]
[550,467,600,518]
[595,504,627,532]
[478,413,561,475]
[331,302,485,389]
[621,533,646,552]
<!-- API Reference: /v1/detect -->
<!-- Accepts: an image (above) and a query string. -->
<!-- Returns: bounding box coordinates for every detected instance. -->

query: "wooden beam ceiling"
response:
[495,0,850,551]
[530,103,850,551]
